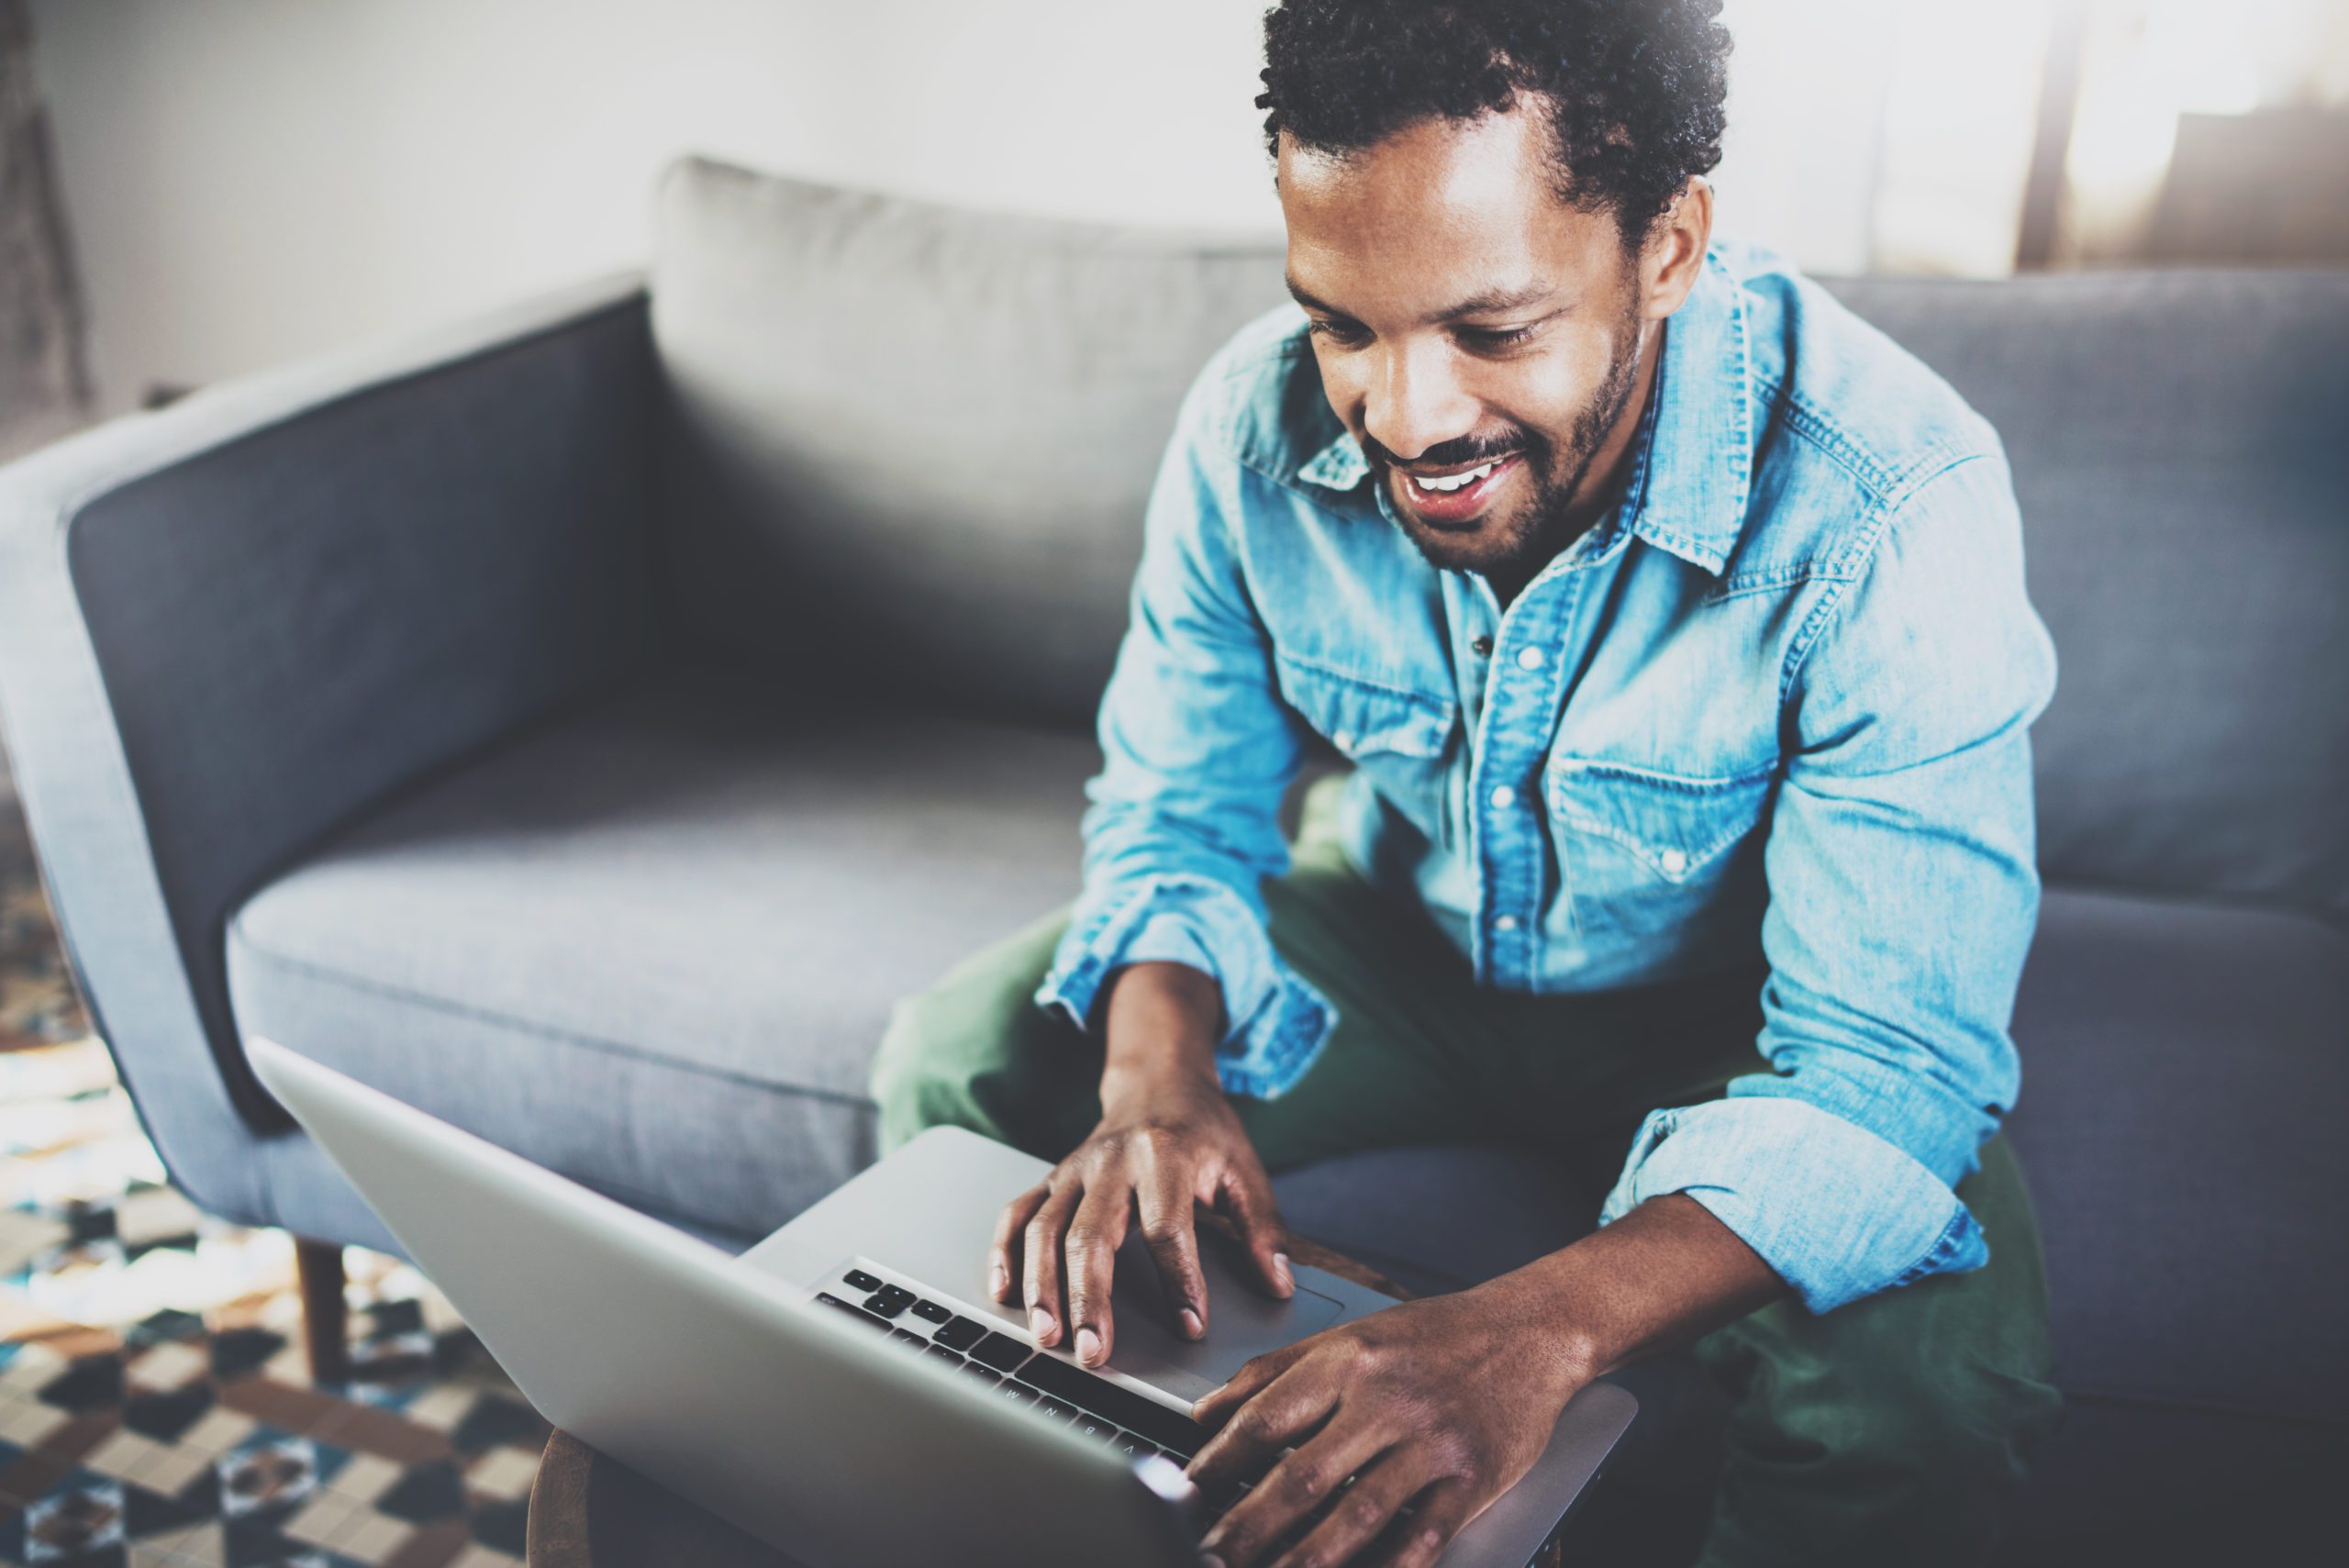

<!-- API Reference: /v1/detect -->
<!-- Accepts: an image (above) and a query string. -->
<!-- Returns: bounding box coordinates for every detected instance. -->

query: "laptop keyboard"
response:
[813,1268,1208,1461]
[813,1262,1408,1553]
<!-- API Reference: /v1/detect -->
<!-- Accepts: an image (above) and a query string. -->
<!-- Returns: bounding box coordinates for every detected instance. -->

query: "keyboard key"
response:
[1014,1353,1210,1454]
[863,1293,909,1318]
[1072,1416,1119,1443]
[924,1345,966,1368]
[910,1299,953,1324]
[993,1382,1040,1409]
[932,1316,988,1351]
[813,1294,890,1331]
[1031,1396,1081,1424]
[873,1284,916,1308]
[889,1328,926,1348]
[1112,1433,1150,1460]
[841,1269,882,1292]
[967,1333,1032,1373]
[958,1362,1002,1389]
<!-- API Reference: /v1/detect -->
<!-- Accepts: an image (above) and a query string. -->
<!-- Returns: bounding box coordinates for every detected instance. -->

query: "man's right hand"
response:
[987,961,1296,1369]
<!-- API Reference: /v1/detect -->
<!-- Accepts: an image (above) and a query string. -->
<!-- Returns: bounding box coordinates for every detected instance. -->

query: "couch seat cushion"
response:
[228,672,1093,1239]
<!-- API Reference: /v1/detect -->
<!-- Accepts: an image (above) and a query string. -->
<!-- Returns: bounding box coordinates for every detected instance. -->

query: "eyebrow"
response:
[1284,275,1555,324]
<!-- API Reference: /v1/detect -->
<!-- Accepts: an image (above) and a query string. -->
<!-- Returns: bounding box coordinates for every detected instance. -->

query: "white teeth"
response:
[1413,461,1497,493]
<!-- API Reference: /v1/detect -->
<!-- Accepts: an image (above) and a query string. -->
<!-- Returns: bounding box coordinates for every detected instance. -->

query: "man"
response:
[870,1,2064,1562]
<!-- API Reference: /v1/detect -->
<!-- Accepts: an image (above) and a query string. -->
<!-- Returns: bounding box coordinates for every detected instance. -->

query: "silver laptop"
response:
[245,1035,1634,1567]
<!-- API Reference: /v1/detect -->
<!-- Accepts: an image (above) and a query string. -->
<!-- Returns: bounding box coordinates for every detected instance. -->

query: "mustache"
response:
[1360,428,1542,471]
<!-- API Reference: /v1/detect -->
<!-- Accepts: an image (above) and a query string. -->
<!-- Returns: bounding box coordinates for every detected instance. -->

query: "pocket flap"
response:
[1549,758,1776,882]
[1275,656,1456,760]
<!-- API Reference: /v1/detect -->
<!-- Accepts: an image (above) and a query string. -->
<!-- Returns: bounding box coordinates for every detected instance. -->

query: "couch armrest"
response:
[0,272,659,1228]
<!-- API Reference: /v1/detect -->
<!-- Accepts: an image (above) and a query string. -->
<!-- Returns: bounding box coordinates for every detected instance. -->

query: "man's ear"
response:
[1637,176,1714,321]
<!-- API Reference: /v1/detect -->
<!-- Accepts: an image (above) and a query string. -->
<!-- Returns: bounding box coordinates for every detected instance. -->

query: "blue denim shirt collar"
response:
[1292,247,1755,576]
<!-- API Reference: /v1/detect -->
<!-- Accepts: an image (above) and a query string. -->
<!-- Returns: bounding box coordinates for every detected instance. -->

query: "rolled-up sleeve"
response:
[1600,450,2058,1313]
[1031,365,1336,1100]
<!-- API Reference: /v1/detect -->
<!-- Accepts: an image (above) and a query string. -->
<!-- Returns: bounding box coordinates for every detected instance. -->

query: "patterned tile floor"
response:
[1,816,543,1568]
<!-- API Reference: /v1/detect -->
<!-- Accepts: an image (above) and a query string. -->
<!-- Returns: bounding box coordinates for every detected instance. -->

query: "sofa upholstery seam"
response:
[229,929,874,1108]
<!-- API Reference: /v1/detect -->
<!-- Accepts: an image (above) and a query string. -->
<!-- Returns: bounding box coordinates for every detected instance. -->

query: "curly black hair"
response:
[1258,0,1731,243]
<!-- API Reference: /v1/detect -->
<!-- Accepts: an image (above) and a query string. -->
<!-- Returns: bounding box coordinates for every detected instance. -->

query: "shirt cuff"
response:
[1598,1096,1989,1314]
[1030,873,1337,1100]
[1099,911,1221,995]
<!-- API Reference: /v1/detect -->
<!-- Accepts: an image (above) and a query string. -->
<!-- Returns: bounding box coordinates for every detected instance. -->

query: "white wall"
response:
[30,0,1911,417]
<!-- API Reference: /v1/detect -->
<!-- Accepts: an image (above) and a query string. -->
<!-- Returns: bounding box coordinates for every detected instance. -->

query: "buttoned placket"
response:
[1469,558,1582,985]
[1375,485,1625,989]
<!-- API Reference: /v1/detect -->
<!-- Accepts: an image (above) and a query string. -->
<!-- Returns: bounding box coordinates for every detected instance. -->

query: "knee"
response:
[868,987,1007,1154]
[1715,1288,2062,1489]
[868,909,1087,1158]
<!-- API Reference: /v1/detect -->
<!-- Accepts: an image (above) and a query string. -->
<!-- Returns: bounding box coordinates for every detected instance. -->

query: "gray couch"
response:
[0,156,2341,1562]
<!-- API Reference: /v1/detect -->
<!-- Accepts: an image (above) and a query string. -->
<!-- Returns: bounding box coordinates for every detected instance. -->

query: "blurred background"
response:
[5,0,2346,442]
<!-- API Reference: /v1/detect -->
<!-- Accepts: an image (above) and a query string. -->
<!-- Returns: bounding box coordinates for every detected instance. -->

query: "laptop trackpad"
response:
[1099,1229,1345,1405]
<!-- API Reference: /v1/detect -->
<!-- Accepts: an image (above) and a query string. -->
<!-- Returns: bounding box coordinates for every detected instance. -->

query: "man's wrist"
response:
[1469,1260,1607,1408]
[1097,961,1225,1111]
[1476,1193,1789,1396]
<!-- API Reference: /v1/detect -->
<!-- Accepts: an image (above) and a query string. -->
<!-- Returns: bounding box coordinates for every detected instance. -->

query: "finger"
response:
[1204,1418,1400,1568]
[1354,1476,1477,1568]
[989,1183,1048,1305]
[1185,1358,1339,1496]
[1216,1160,1294,1299]
[1062,1179,1132,1367]
[1133,1147,1208,1339]
[1021,1180,1082,1347]
[1264,1448,1432,1568]
[1189,1340,1308,1432]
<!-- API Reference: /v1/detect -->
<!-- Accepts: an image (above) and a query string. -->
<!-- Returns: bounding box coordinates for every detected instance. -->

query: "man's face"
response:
[1277,105,1653,584]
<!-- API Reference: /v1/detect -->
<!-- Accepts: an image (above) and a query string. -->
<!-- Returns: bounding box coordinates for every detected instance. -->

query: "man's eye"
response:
[1458,324,1538,350]
[1307,318,1369,346]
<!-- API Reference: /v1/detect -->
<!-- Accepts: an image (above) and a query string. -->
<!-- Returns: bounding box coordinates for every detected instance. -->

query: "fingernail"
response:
[990,1263,1008,1296]
[1180,1307,1203,1340]
[1273,1251,1295,1294]
[1030,1307,1055,1342]
[1200,1555,1227,1568]
[1075,1326,1102,1363]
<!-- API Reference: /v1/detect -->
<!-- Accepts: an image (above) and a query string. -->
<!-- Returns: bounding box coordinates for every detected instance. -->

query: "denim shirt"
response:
[1033,240,2057,1315]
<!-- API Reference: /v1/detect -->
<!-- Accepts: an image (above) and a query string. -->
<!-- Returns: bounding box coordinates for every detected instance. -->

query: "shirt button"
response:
[1471,636,1494,657]
[1332,730,1355,751]
[1658,848,1688,875]
[1494,914,1520,932]
[1516,646,1544,670]
[1488,784,1516,809]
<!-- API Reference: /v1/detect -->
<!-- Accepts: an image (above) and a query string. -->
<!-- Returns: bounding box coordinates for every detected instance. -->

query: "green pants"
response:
[870,775,2062,1566]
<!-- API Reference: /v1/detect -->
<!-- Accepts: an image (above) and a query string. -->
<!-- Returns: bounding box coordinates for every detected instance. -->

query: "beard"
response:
[1367,301,1649,587]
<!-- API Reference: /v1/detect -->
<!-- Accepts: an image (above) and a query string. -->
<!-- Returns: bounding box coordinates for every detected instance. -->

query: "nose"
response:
[1361,339,1477,466]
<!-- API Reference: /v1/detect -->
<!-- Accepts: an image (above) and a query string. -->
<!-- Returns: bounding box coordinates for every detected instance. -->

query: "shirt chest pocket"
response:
[1275,654,1459,841]
[1548,757,1776,939]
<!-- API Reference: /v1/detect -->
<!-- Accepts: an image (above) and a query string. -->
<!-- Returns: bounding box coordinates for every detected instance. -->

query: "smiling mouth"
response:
[1396,452,1522,526]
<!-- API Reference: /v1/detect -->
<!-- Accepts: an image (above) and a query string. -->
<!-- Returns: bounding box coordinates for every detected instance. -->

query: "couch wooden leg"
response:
[295,1238,350,1385]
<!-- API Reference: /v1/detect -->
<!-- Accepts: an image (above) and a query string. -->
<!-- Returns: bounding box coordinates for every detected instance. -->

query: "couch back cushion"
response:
[1824,272,2348,922]
[651,159,2348,920]
[650,156,1287,730]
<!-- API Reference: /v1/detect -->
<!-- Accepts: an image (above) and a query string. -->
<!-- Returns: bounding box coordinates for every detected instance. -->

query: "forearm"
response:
[1097,961,1225,1110]
[1485,1194,1790,1396]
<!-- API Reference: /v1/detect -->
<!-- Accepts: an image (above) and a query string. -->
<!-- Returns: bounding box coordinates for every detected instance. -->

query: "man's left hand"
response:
[1185,1282,1586,1568]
